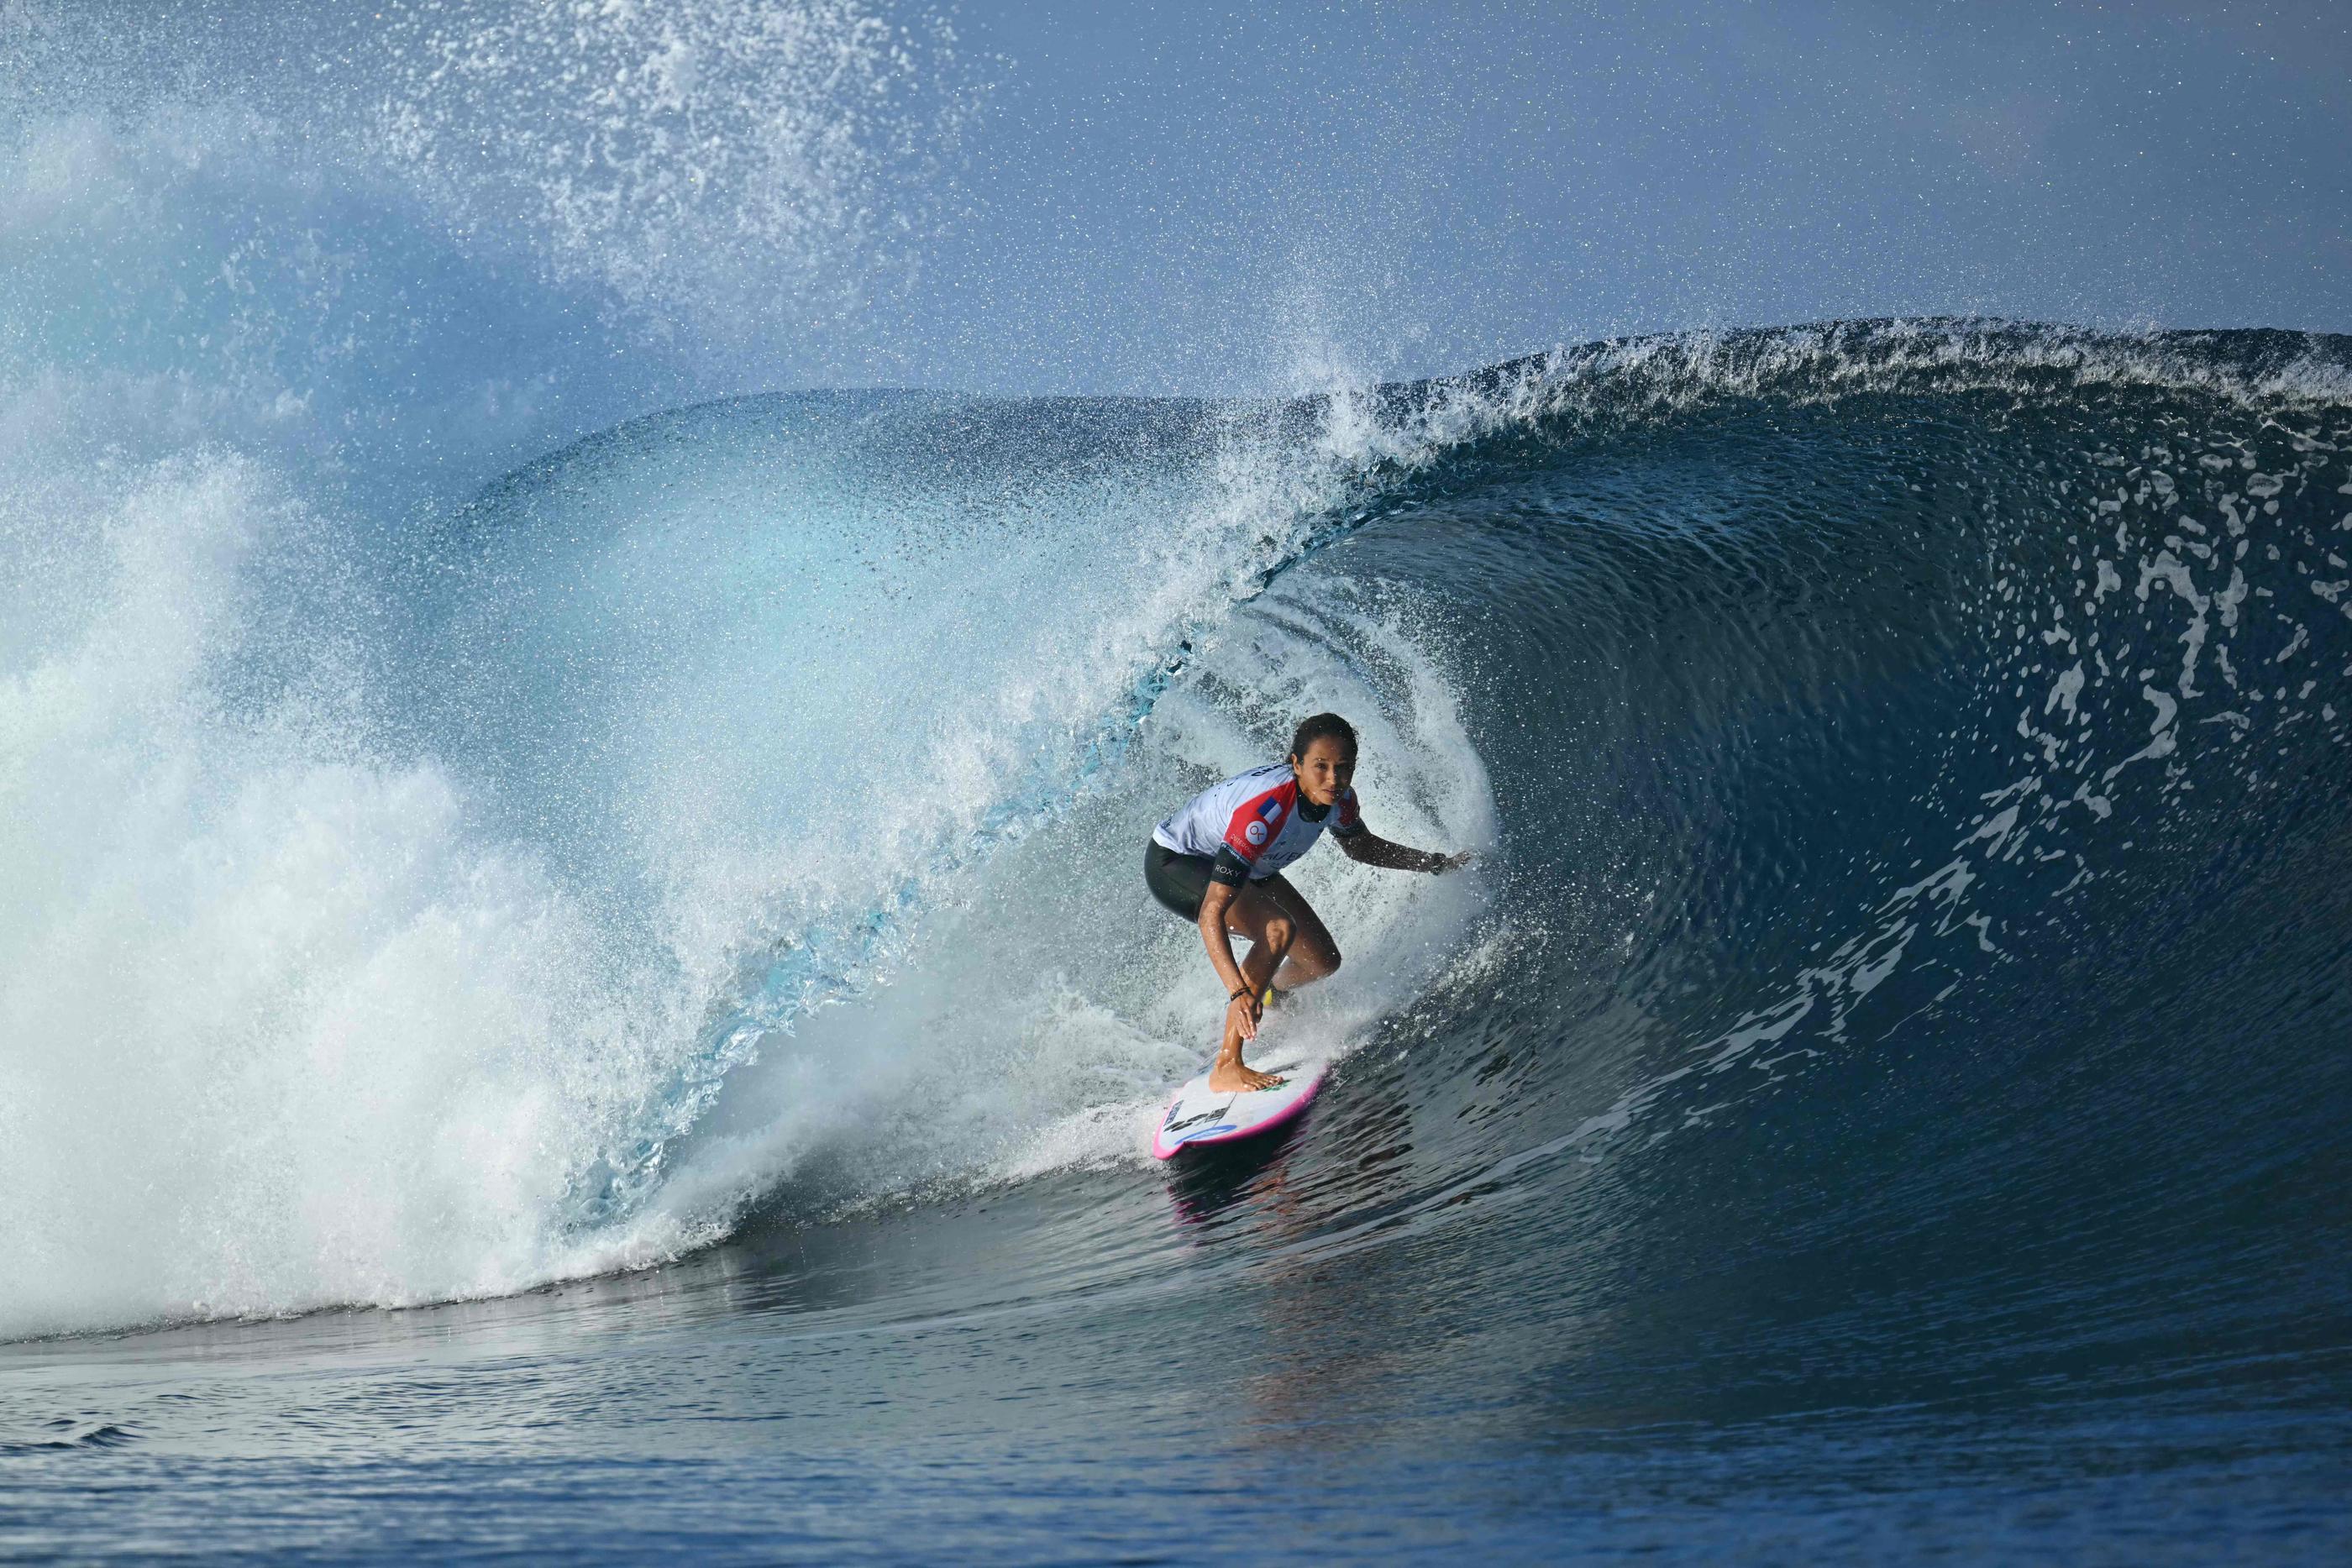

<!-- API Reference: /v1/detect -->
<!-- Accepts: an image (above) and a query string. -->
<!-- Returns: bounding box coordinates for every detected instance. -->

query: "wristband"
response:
[1230,988,1252,1003]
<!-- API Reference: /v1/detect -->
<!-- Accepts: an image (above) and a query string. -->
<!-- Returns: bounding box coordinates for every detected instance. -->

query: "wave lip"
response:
[1348,319,2352,470]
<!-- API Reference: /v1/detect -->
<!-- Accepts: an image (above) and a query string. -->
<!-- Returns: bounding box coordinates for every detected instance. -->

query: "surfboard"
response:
[1151,1038,1328,1159]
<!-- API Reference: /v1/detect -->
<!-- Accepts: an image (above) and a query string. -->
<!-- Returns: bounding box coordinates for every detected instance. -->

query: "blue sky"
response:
[873,0,2350,393]
[30,0,2346,404]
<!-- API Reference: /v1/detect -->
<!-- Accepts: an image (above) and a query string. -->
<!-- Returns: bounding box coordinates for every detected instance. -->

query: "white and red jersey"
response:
[1151,762,1364,881]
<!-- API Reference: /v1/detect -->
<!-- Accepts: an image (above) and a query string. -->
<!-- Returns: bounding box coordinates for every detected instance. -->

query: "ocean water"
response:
[7,6,2352,1562]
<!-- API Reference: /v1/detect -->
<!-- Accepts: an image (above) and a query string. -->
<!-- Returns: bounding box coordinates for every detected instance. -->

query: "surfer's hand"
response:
[1226,991,1262,1041]
[1433,850,1476,874]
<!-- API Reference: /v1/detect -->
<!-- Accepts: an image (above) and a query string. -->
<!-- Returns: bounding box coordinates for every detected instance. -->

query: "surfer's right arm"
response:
[1195,874,1263,1041]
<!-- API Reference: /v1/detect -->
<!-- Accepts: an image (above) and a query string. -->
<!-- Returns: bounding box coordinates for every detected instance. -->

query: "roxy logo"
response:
[1245,820,1269,846]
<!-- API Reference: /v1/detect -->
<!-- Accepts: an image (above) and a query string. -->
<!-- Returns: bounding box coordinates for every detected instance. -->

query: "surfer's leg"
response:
[1250,873,1341,997]
[1207,884,1296,1093]
[1224,880,1303,995]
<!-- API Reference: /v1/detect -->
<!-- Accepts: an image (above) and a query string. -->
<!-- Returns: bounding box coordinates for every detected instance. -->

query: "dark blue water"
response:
[8,317,2352,1559]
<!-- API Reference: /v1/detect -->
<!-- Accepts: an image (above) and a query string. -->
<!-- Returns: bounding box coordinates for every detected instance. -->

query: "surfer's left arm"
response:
[1336,831,1473,874]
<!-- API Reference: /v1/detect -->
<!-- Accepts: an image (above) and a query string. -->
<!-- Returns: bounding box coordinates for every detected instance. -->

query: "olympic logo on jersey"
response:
[1244,820,1269,846]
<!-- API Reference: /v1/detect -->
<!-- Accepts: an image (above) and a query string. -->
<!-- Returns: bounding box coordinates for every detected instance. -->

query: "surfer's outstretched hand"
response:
[1433,850,1477,874]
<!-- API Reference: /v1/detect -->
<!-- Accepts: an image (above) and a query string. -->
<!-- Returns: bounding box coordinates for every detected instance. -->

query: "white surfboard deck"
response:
[1151,1038,1328,1159]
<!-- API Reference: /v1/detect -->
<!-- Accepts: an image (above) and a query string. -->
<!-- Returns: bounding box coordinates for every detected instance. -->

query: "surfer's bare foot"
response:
[1210,1058,1286,1093]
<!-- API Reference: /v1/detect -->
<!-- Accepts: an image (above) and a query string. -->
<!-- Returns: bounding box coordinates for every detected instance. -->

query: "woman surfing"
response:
[1144,713,1473,1092]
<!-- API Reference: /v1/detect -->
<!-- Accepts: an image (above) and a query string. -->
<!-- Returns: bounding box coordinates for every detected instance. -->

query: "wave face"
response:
[1326,328,2352,1430]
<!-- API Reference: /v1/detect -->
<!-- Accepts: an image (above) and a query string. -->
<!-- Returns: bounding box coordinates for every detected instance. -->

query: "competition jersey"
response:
[1151,762,1364,882]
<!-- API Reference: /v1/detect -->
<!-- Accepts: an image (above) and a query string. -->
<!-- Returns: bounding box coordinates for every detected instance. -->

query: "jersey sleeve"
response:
[1222,791,1278,862]
[1331,787,1365,836]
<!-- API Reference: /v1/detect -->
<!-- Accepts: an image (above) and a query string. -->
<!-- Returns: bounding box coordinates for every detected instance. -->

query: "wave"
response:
[4,7,2349,1343]
[8,319,2347,1344]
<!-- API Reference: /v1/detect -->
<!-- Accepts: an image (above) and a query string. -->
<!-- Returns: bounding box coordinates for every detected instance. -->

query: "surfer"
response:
[1145,713,1473,1092]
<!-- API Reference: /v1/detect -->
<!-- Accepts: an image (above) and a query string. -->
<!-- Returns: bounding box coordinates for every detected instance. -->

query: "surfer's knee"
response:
[1260,912,1296,953]
[1286,937,1339,981]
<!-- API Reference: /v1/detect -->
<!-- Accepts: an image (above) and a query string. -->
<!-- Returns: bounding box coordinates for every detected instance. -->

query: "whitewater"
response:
[5,3,2352,1560]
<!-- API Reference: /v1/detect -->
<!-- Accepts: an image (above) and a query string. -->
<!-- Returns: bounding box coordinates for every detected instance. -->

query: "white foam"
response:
[0,454,727,1339]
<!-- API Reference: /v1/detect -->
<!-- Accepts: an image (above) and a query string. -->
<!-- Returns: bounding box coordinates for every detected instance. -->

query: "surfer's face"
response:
[1290,736,1356,806]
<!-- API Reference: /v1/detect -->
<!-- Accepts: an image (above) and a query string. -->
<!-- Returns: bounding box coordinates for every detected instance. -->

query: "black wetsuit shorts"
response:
[1143,837,1251,921]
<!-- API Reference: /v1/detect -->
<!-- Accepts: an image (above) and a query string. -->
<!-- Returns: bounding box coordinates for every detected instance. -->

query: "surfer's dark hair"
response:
[1289,712,1357,760]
